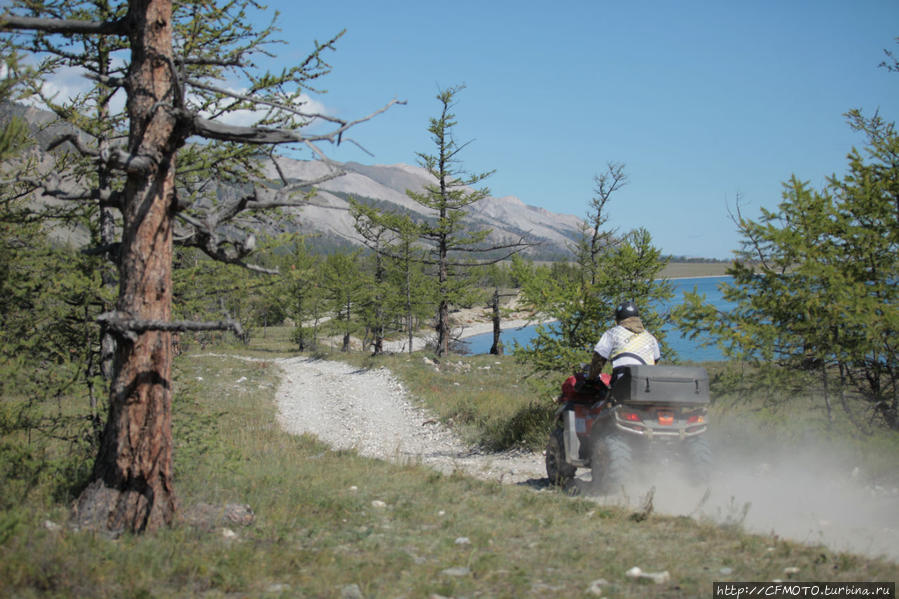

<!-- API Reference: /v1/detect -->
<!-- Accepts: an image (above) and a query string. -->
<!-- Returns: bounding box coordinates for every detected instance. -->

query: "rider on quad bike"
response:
[588,300,661,382]
[545,301,712,492]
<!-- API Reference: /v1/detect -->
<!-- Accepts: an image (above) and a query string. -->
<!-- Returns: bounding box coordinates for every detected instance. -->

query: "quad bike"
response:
[545,364,712,492]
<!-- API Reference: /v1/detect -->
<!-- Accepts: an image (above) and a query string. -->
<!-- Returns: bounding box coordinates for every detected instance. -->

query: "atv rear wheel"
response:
[590,432,633,494]
[545,427,576,486]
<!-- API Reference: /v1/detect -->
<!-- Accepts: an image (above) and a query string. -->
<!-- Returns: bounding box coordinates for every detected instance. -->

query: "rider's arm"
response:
[588,351,606,380]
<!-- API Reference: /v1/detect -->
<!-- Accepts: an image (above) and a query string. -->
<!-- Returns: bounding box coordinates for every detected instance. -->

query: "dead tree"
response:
[488,289,518,355]
[2,0,399,533]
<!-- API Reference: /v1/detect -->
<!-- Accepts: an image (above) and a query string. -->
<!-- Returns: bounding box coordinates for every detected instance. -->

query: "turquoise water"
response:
[463,276,733,362]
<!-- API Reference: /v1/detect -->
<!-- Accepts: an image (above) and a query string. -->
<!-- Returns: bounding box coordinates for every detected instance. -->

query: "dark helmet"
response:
[615,300,640,322]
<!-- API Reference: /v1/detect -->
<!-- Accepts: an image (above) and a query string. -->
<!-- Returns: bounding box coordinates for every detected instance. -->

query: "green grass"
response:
[1,331,897,597]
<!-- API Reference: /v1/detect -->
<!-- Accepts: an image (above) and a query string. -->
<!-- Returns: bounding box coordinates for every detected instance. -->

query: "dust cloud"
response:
[603,425,899,562]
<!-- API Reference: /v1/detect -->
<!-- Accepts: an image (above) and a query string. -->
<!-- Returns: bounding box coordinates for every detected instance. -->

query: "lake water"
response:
[463,276,733,362]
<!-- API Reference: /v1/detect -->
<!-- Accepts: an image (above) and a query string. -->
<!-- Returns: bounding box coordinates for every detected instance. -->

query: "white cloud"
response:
[18,61,128,115]
[193,83,333,131]
[28,65,339,139]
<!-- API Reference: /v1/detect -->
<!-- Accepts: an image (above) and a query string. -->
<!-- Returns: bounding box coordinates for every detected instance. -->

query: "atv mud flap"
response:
[563,409,588,467]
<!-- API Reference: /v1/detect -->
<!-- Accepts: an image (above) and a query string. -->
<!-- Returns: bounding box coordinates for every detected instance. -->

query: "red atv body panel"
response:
[557,372,612,439]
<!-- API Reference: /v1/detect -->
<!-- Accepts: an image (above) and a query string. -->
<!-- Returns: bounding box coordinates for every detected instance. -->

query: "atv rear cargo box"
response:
[611,365,710,405]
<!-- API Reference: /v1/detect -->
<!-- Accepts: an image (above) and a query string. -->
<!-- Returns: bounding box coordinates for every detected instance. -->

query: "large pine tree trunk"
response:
[73,0,180,533]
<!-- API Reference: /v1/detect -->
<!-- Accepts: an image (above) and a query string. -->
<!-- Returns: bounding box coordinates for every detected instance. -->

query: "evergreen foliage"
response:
[0,43,109,508]
[512,163,672,387]
[351,200,436,353]
[409,86,493,355]
[320,251,367,352]
[277,236,326,351]
[352,86,530,356]
[1,0,400,531]
[0,211,112,508]
[673,112,898,429]
[171,246,270,346]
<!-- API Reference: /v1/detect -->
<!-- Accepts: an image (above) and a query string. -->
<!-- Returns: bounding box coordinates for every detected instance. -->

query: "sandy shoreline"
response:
[662,274,731,280]
[455,318,541,339]
[381,316,547,353]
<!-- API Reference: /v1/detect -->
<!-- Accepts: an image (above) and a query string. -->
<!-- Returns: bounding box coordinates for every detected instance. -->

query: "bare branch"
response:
[180,98,405,146]
[243,189,312,211]
[97,311,244,342]
[176,57,242,67]
[0,14,127,36]
[46,133,154,175]
[447,235,536,254]
[188,116,301,145]
[20,174,91,201]
[334,136,375,157]
[46,133,98,157]
[175,214,279,275]
[359,234,535,268]
[269,154,346,190]
[84,71,125,89]
[186,78,345,125]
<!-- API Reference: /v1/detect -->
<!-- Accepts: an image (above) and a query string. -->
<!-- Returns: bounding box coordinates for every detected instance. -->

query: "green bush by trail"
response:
[673,111,899,430]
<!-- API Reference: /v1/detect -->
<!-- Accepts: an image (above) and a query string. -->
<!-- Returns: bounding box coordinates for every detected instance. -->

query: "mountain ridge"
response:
[3,101,584,259]
[265,157,584,259]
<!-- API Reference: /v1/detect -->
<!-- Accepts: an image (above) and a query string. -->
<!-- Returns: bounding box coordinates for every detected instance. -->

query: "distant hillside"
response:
[261,158,584,260]
[7,103,735,264]
[3,102,585,259]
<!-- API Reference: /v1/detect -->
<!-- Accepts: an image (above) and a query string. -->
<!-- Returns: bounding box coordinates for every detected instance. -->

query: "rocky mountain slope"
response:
[4,102,584,258]
[264,157,584,258]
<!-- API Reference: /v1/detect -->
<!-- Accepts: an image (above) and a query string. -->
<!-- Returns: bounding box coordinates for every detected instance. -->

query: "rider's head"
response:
[615,300,640,323]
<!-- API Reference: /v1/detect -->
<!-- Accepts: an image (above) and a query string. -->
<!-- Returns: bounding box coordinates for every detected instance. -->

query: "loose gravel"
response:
[274,356,546,484]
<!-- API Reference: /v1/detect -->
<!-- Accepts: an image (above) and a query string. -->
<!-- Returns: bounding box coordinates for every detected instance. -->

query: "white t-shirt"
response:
[594,325,661,369]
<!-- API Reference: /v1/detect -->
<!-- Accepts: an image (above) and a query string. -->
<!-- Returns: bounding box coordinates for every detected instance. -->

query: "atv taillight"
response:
[621,411,641,422]
[687,414,705,424]
[657,410,674,426]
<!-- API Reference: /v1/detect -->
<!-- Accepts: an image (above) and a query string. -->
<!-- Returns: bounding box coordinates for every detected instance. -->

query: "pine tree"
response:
[349,87,531,357]
[280,236,324,351]
[321,251,366,352]
[405,86,530,355]
[1,0,398,531]
[673,115,898,428]
[512,163,672,381]
[351,200,434,353]
[386,218,435,353]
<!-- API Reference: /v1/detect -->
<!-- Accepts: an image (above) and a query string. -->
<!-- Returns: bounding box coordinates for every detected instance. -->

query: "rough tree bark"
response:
[74,0,180,533]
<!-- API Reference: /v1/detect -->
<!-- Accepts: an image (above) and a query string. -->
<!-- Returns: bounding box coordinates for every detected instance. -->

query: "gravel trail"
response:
[274,356,546,484]
[271,355,899,561]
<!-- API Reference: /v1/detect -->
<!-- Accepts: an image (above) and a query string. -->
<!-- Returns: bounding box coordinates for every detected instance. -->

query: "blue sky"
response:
[256,0,898,259]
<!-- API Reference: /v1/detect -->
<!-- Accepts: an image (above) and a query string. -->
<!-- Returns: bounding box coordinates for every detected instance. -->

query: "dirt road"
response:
[273,356,899,562]
[275,356,545,484]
